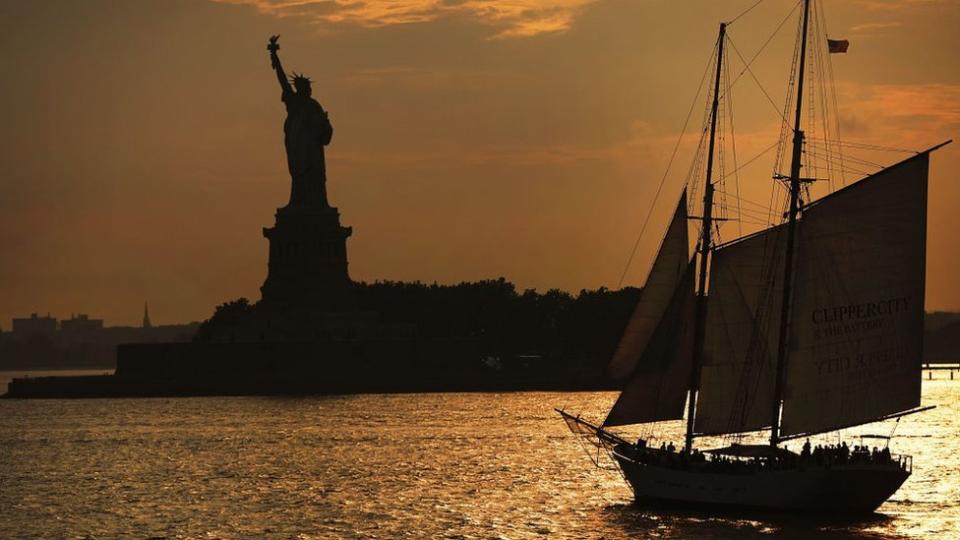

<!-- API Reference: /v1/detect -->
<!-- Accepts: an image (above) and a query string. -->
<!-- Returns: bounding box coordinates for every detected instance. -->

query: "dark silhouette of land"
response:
[5,301,957,376]
[4,36,958,398]
[4,37,620,398]
[195,279,639,377]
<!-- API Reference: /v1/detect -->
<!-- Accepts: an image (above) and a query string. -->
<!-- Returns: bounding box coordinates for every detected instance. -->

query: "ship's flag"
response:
[828,38,849,53]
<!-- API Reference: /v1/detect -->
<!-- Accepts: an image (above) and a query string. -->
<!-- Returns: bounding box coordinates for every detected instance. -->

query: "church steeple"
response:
[142,302,152,329]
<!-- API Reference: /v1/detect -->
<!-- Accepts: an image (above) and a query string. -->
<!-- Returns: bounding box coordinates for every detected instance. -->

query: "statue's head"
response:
[291,72,312,97]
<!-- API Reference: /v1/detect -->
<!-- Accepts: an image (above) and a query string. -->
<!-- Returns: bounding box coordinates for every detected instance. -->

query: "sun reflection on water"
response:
[0,380,955,538]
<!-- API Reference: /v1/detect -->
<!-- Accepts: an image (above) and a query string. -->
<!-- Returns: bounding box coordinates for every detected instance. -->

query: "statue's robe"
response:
[282,90,334,207]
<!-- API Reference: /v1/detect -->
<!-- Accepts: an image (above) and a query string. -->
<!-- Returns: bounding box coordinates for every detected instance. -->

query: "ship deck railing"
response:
[893,454,912,473]
[612,445,913,475]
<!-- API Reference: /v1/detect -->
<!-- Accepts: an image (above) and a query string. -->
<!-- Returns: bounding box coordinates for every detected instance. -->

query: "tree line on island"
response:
[194,278,641,379]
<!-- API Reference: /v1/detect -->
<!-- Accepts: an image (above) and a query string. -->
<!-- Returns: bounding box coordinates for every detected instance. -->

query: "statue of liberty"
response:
[267,35,333,208]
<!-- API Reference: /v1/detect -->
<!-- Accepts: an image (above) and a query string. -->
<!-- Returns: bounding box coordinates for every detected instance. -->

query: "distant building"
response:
[11,313,57,340]
[1,310,200,370]
[61,314,104,335]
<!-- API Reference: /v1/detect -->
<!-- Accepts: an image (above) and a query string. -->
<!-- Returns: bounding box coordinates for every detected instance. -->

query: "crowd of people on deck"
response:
[618,437,907,474]
[628,440,709,470]
[799,440,898,467]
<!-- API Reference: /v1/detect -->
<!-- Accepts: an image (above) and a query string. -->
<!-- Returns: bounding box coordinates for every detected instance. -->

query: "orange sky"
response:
[1,0,958,327]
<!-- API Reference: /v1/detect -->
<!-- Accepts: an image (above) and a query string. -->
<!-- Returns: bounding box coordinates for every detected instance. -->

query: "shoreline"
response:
[3,372,616,399]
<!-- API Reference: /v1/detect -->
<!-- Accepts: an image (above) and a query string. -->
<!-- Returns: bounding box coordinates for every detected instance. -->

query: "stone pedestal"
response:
[260,204,355,311]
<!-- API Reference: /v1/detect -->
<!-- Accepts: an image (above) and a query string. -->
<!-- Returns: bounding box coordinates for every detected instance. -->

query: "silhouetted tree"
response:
[193,298,253,342]
[192,280,643,380]
[353,279,640,370]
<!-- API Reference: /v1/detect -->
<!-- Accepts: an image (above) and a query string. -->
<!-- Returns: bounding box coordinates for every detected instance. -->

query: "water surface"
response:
[0,380,956,538]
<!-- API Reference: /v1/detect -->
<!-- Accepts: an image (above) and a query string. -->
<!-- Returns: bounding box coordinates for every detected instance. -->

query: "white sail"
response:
[605,259,697,427]
[780,153,929,437]
[695,225,788,435]
[607,191,690,382]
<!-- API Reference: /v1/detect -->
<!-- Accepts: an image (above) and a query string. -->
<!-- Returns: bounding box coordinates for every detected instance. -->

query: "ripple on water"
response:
[0,383,957,538]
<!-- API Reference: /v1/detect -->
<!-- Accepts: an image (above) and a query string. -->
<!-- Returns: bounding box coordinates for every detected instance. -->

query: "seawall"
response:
[4,338,609,398]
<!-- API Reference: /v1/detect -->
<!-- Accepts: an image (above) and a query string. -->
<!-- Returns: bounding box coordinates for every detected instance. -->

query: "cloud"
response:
[214,0,599,38]
[837,82,960,145]
[849,21,901,33]
[852,0,944,11]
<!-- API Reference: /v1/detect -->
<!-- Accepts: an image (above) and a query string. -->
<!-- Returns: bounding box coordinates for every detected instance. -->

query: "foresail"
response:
[780,153,929,437]
[695,225,788,435]
[608,191,690,382]
[604,259,696,427]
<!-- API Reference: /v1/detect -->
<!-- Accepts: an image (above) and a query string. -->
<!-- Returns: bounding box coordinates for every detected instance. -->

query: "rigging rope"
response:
[716,190,778,212]
[615,41,719,289]
[725,1,801,97]
[727,0,766,26]
[817,0,847,188]
[724,141,779,179]
[726,36,791,129]
[723,37,744,236]
[805,141,884,168]
[807,137,920,154]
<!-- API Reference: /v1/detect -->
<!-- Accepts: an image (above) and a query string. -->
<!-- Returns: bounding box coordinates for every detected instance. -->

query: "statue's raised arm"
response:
[267,35,293,97]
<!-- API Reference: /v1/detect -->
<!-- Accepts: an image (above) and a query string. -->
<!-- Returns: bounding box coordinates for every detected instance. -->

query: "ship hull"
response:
[614,453,910,513]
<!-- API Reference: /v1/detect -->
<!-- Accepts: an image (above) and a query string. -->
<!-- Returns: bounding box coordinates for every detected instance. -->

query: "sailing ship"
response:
[559,0,950,513]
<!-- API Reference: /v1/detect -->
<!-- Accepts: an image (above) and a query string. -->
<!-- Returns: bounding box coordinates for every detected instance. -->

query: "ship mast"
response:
[770,0,811,447]
[685,22,726,454]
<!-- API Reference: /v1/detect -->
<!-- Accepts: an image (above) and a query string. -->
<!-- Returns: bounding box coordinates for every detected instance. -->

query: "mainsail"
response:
[695,225,788,435]
[607,192,691,382]
[780,152,929,437]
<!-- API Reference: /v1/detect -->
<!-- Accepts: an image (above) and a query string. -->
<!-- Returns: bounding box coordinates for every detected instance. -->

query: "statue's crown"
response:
[290,72,312,86]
